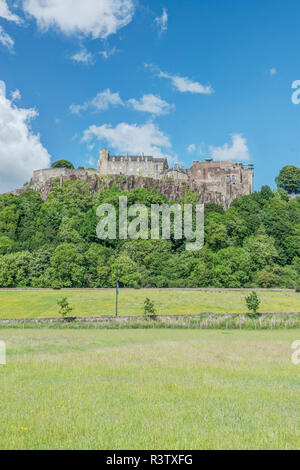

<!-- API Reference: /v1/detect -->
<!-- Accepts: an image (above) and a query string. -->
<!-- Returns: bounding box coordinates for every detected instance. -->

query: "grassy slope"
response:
[0,329,299,450]
[0,289,299,319]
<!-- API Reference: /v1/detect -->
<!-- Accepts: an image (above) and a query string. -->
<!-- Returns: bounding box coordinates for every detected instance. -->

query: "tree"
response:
[50,243,85,287]
[52,160,74,169]
[0,251,32,287]
[48,180,92,212]
[110,256,142,288]
[57,297,73,319]
[0,236,13,255]
[211,247,252,287]
[276,165,300,194]
[245,291,261,318]
[243,232,278,270]
[144,298,156,317]
[204,202,225,216]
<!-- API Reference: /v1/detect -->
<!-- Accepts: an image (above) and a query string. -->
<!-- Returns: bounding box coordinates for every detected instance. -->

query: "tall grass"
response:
[1,314,300,330]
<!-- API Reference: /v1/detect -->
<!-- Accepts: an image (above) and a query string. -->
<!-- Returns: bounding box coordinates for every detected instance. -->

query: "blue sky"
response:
[0,0,300,192]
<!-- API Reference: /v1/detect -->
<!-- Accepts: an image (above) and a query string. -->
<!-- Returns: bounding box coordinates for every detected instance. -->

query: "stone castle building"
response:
[11,148,254,209]
[97,148,254,204]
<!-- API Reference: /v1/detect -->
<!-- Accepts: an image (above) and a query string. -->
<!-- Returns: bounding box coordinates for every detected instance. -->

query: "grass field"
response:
[0,289,299,319]
[0,329,299,450]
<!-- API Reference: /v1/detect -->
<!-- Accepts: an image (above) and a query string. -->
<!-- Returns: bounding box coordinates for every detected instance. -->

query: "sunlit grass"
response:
[0,289,299,319]
[0,329,299,449]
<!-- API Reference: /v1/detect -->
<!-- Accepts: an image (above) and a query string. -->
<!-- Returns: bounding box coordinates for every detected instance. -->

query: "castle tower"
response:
[97,148,110,173]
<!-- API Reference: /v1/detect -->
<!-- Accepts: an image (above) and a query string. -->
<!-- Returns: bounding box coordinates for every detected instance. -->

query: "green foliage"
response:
[276,165,300,194]
[245,291,261,317]
[0,181,299,289]
[57,297,73,318]
[52,160,74,169]
[144,297,156,317]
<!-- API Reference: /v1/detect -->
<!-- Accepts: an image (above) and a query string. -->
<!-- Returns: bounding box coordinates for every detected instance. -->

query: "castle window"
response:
[226,175,231,183]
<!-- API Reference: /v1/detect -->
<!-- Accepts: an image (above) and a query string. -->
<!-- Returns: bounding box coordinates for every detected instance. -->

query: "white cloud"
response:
[82,122,171,158]
[209,134,249,162]
[0,80,50,192]
[70,88,124,115]
[23,0,135,39]
[187,144,196,153]
[99,46,118,59]
[71,90,172,117]
[0,2,23,52]
[155,8,168,35]
[145,64,213,94]
[10,89,21,101]
[0,25,14,50]
[0,80,6,96]
[159,70,213,94]
[71,48,94,64]
[0,0,22,24]
[92,89,123,111]
[128,94,173,115]
[270,67,277,76]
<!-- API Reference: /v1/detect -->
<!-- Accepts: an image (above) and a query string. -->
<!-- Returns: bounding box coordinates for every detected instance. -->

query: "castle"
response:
[12,148,254,209]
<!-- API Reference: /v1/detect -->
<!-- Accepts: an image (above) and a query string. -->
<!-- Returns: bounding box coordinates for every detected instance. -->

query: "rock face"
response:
[11,162,254,209]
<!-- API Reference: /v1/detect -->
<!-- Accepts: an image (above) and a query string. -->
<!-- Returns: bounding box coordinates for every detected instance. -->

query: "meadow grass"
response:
[0,329,299,450]
[1,314,300,330]
[0,288,299,319]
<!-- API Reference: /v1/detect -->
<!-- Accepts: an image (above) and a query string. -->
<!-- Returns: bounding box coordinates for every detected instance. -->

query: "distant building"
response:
[10,148,254,209]
[97,148,254,199]
[97,148,169,179]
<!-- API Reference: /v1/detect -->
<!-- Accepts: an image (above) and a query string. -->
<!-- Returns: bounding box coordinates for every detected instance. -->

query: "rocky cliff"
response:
[11,168,237,208]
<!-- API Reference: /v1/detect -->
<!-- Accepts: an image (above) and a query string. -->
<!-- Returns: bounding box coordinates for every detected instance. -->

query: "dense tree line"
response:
[0,177,299,289]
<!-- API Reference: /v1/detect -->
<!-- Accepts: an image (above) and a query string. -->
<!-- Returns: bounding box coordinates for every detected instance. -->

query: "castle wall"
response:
[187,161,253,203]
[99,157,166,179]
[23,168,98,200]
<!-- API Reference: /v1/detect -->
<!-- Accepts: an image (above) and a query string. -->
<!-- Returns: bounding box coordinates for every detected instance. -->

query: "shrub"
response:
[144,298,157,318]
[245,291,261,318]
[57,297,73,319]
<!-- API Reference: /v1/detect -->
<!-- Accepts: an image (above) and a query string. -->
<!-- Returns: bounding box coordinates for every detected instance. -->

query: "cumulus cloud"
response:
[0,0,22,24]
[0,24,14,50]
[270,67,277,76]
[23,0,135,39]
[155,8,168,35]
[71,90,172,117]
[82,122,171,157]
[209,134,249,162]
[70,88,124,115]
[145,64,213,94]
[10,89,21,101]
[71,48,94,64]
[0,80,50,192]
[128,94,173,115]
